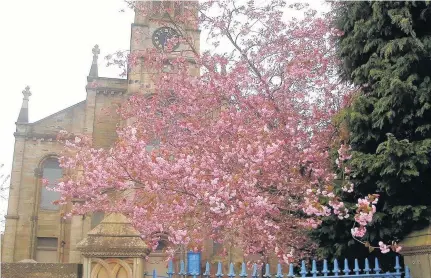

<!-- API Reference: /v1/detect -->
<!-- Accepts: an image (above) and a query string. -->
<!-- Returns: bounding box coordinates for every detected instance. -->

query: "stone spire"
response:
[88,44,100,78]
[17,86,31,123]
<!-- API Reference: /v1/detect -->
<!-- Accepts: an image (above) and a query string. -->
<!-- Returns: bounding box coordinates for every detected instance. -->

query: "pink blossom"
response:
[53,0,386,260]
[379,242,390,254]
[351,227,366,238]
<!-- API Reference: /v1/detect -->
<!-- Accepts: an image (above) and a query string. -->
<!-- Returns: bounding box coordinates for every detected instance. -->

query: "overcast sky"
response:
[0,0,328,230]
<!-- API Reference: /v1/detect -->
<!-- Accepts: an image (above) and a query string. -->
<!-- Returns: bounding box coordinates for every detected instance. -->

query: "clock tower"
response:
[128,1,200,95]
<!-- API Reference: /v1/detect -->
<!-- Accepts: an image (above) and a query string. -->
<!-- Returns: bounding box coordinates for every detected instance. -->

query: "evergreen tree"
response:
[312,1,431,267]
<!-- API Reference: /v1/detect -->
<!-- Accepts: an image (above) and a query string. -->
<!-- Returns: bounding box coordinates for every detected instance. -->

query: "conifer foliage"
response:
[313,1,431,263]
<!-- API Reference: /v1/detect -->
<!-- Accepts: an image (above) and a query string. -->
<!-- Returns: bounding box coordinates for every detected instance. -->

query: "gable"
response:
[29,101,86,137]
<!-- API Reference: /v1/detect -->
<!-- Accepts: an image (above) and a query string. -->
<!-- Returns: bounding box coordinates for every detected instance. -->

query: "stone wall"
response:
[1,263,83,278]
[1,100,86,262]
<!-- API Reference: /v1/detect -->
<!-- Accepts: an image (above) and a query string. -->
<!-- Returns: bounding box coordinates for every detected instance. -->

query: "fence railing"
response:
[150,257,411,278]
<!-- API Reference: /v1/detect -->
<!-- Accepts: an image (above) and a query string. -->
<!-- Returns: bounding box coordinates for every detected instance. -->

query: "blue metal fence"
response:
[151,256,411,278]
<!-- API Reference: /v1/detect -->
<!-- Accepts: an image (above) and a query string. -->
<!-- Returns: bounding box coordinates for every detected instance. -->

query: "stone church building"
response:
[1,2,207,277]
[4,0,430,277]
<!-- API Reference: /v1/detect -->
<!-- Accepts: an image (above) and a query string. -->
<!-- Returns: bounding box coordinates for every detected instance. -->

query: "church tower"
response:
[127,1,200,95]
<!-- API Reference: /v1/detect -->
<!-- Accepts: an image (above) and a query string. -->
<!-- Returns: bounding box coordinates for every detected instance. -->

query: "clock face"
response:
[152,27,180,51]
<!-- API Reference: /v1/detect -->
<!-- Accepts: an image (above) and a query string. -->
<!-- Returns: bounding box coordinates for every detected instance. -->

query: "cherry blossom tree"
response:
[56,0,396,262]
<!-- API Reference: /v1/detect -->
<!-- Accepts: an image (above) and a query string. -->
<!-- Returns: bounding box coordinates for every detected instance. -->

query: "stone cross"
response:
[92,44,100,64]
[18,85,31,122]
[22,86,31,100]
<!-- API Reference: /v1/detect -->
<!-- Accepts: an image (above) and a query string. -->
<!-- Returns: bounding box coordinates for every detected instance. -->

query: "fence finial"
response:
[276,264,283,278]
[405,266,411,278]
[300,261,307,277]
[167,260,174,277]
[228,263,236,278]
[264,264,271,278]
[332,259,340,275]
[179,261,186,276]
[374,258,381,274]
[353,259,360,275]
[321,260,329,276]
[204,262,210,277]
[287,264,294,278]
[252,264,258,278]
[364,258,371,274]
[311,260,318,277]
[240,262,248,278]
[343,259,351,275]
[394,256,401,274]
[216,262,224,278]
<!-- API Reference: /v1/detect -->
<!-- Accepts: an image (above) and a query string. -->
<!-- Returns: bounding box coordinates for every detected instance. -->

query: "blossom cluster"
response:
[335,144,401,253]
[336,144,355,193]
[352,194,379,235]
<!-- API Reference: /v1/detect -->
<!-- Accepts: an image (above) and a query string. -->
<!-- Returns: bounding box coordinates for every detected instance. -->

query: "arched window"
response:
[40,158,62,210]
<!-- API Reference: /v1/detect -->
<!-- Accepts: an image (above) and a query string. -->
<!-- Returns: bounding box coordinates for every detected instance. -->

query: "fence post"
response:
[228,263,236,278]
[300,261,307,278]
[167,260,174,278]
[240,262,248,278]
[310,260,318,277]
[374,258,381,274]
[251,264,258,278]
[405,266,411,278]
[363,258,371,274]
[322,260,329,277]
[275,264,283,278]
[287,263,294,278]
[394,256,402,276]
[216,262,223,278]
[353,259,360,275]
[264,264,271,278]
[204,262,210,278]
[179,260,187,278]
[343,259,351,276]
[333,259,340,276]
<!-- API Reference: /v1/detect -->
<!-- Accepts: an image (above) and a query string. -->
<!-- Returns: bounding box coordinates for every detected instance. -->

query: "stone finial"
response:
[17,86,31,123]
[89,44,100,78]
[22,86,32,100]
[92,44,100,64]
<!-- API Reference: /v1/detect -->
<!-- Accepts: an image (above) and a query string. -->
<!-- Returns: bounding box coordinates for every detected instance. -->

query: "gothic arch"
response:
[36,153,60,170]
[91,258,133,278]
[91,258,114,278]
